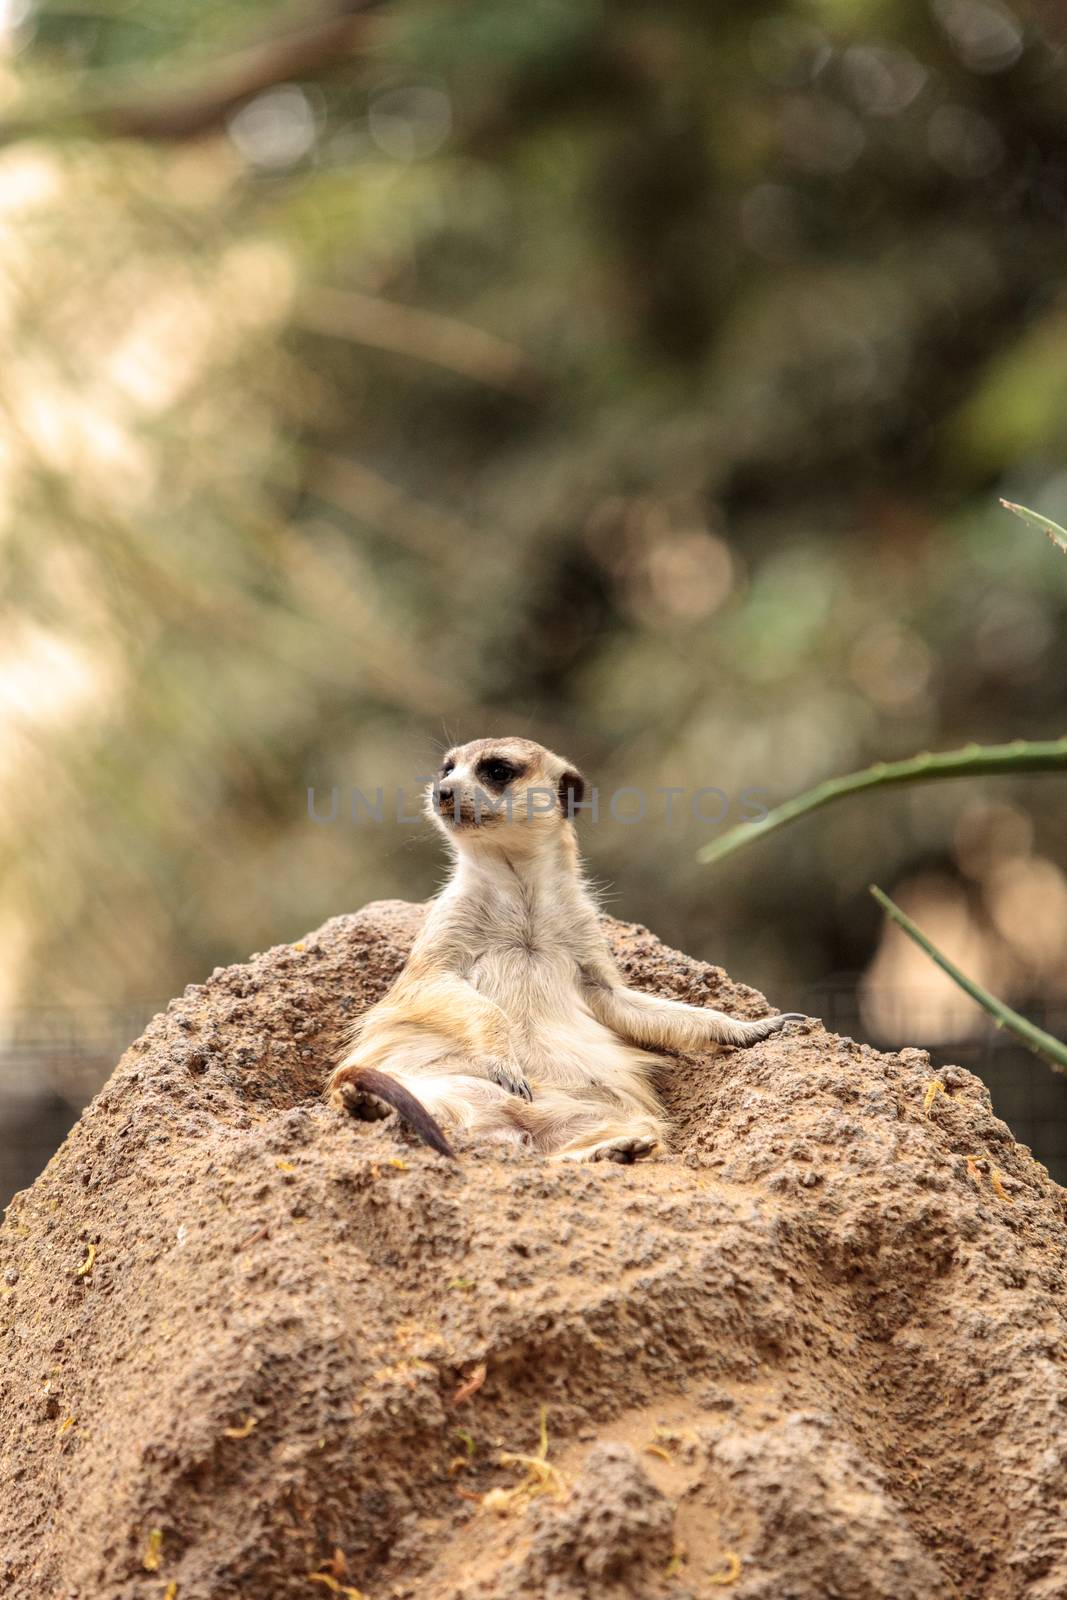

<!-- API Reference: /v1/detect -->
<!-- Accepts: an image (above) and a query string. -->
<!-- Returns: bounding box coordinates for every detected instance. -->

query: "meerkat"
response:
[326,738,803,1163]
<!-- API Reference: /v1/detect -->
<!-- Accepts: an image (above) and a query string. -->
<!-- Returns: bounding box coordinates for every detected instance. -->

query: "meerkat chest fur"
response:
[453,853,585,1014]
[431,841,658,1095]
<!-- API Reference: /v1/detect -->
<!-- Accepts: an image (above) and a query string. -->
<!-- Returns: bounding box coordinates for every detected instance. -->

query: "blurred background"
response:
[2,0,1067,1200]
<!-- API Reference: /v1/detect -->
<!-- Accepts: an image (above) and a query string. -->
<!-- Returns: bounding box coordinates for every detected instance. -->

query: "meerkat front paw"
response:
[590,1135,658,1164]
[733,1011,807,1046]
[485,1059,533,1101]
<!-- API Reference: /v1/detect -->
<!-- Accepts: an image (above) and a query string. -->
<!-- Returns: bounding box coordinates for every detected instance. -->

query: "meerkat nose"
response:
[438,784,454,804]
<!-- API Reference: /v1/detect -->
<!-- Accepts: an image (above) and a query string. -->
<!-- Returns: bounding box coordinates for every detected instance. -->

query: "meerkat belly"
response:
[468,946,661,1106]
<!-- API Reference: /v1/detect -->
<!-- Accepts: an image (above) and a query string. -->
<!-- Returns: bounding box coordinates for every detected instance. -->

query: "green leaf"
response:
[869,886,1067,1075]
[1000,499,1067,554]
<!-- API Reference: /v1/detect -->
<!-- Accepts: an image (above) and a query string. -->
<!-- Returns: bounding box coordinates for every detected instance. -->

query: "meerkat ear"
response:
[558,767,586,818]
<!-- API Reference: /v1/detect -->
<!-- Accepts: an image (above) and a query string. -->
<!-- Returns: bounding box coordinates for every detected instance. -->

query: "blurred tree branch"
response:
[294,287,544,399]
[304,451,481,573]
[1,0,387,145]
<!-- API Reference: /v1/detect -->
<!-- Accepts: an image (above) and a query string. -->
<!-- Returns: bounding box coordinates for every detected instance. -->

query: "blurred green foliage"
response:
[2,0,1067,1077]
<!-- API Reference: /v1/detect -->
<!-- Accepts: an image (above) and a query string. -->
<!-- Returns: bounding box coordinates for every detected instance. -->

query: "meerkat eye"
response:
[483,760,515,785]
[440,760,455,778]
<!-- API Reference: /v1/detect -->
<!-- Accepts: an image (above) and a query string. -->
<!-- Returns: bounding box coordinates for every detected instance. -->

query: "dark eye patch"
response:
[440,759,455,777]
[477,758,521,788]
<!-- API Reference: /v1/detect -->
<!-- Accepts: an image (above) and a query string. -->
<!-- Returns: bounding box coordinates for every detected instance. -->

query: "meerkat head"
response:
[425,737,585,854]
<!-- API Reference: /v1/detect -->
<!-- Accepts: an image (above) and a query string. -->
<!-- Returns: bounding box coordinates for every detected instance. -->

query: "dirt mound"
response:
[2,901,1066,1600]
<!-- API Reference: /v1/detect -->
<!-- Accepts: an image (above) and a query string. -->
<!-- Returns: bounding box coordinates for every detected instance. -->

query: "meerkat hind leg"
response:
[553,1116,664,1165]
[329,1064,455,1157]
[337,1079,392,1122]
[327,1064,390,1120]
[592,1134,659,1164]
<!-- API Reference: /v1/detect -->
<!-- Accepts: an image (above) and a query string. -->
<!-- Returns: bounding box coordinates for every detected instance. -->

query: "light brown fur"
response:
[326,738,803,1162]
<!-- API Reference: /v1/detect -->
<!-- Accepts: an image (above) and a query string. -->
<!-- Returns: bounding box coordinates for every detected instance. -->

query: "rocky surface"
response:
[1,900,1065,1599]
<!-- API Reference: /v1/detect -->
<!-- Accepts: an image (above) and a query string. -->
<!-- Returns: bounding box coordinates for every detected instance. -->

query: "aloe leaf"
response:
[697,739,1067,866]
[1000,499,1067,553]
[869,885,1067,1075]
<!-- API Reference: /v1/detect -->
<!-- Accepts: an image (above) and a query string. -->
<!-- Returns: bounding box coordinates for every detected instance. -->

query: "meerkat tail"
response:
[350,1067,455,1159]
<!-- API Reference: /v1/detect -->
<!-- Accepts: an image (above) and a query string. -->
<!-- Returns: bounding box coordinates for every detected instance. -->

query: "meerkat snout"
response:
[425,737,585,843]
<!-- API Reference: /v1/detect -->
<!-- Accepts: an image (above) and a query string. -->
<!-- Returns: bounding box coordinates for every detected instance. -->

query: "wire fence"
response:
[0,1003,164,1208]
[2,982,1066,1206]
[805,975,1067,1186]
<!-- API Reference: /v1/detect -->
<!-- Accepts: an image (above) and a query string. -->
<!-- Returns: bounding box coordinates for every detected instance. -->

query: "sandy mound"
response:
[2,901,1066,1600]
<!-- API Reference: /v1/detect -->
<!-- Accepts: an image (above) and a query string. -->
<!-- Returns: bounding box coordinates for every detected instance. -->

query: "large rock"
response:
[1,901,1065,1599]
